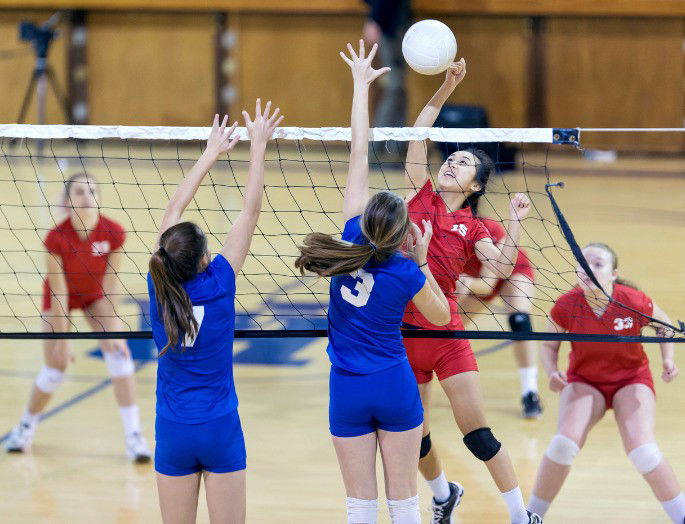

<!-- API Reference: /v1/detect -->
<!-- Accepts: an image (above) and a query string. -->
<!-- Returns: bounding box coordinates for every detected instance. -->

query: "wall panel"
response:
[546,18,684,150]
[88,12,214,125]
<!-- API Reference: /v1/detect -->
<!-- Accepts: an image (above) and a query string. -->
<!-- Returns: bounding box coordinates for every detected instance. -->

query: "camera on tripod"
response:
[19,20,58,60]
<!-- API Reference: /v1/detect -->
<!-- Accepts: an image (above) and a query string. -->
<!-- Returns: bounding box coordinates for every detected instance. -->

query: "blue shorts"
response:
[329,360,423,437]
[155,410,246,476]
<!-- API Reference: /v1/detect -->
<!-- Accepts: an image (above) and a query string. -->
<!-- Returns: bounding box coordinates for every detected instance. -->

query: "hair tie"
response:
[369,242,377,253]
[158,246,169,259]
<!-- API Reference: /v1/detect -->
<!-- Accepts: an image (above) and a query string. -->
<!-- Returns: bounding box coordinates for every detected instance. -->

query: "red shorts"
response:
[403,335,478,384]
[42,282,103,312]
[480,263,536,303]
[566,369,655,410]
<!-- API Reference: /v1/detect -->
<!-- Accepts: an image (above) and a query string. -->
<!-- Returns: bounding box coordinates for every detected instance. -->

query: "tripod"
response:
[16,14,71,126]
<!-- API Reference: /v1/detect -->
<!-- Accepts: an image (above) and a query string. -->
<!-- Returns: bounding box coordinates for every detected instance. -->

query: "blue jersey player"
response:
[148,102,282,524]
[295,41,451,524]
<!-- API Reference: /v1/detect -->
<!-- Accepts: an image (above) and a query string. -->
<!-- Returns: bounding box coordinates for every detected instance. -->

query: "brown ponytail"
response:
[295,191,410,277]
[149,222,208,356]
[585,242,639,290]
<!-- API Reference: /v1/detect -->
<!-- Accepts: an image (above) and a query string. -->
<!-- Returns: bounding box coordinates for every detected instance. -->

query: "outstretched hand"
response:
[206,114,240,157]
[340,39,391,87]
[243,98,283,145]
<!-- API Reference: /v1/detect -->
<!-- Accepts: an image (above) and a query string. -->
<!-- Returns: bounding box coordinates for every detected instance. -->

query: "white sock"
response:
[661,492,685,524]
[501,486,528,524]
[20,409,40,430]
[346,497,377,524]
[519,366,538,396]
[387,495,420,524]
[119,405,141,437]
[427,471,451,503]
[527,494,551,518]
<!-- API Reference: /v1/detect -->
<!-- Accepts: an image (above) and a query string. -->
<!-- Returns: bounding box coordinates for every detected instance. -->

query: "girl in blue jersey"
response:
[295,41,451,524]
[148,101,282,524]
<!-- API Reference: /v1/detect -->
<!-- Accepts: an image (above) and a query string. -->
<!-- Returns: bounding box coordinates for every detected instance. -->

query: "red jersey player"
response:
[5,173,150,462]
[458,216,541,418]
[527,243,684,523]
[401,60,541,524]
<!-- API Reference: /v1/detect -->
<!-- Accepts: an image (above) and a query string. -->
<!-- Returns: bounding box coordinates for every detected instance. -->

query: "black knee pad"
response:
[420,433,432,459]
[463,427,501,461]
[508,312,532,332]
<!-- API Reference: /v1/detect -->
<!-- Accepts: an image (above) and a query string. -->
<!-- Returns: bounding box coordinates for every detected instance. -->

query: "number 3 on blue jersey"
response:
[184,305,205,347]
[341,269,375,307]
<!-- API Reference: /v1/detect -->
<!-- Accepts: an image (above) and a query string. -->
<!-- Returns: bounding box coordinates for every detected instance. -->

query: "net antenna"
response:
[545,182,684,335]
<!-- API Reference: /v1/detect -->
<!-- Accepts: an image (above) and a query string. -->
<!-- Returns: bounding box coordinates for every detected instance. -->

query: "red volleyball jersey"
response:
[550,284,654,383]
[462,217,531,278]
[43,215,126,311]
[403,179,491,329]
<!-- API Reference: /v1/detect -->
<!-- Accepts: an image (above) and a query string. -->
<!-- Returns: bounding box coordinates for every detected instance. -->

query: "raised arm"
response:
[474,193,531,279]
[339,40,390,221]
[154,115,240,250]
[649,302,679,383]
[405,59,466,200]
[220,99,283,274]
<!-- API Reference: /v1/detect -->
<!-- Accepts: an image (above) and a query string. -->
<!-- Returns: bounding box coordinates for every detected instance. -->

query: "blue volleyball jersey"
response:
[148,254,238,424]
[327,216,427,373]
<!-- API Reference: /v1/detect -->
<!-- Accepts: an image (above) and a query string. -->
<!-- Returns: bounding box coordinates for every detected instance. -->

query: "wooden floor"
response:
[0,147,683,522]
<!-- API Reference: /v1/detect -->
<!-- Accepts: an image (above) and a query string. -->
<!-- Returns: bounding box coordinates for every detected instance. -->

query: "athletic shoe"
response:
[431,481,464,524]
[125,432,151,463]
[4,422,35,453]
[521,391,543,419]
[527,510,543,523]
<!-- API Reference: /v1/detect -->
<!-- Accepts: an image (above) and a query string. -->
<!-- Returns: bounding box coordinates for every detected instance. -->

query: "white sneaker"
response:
[125,432,151,463]
[5,422,35,453]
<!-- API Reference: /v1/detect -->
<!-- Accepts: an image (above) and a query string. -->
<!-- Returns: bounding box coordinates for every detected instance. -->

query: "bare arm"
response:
[456,260,500,298]
[221,100,283,275]
[339,40,390,221]
[407,220,450,326]
[540,318,568,392]
[649,301,679,383]
[405,60,466,200]
[155,115,240,250]
[474,193,531,279]
[45,253,71,333]
[102,248,123,309]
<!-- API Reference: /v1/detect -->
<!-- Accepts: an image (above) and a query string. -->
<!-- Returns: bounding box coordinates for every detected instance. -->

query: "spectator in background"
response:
[363,0,411,161]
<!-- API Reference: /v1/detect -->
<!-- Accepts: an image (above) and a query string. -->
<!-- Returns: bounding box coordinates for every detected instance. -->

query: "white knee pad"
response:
[545,434,580,466]
[35,366,64,393]
[104,351,135,378]
[628,443,663,474]
[387,495,420,524]
[346,497,377,524]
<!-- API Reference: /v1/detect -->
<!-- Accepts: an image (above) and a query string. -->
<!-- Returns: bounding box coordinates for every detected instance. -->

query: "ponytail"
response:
[295,233,376,276]
[295,191,410,277]
[149,222,207,356]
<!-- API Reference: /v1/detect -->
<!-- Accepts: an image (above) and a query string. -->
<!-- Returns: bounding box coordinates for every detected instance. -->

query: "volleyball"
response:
[401,19,457,75]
